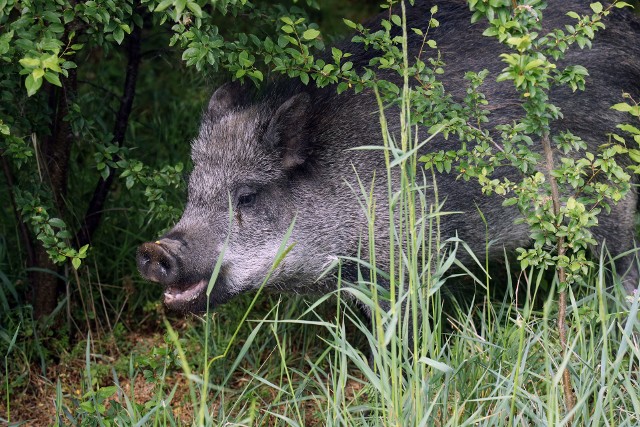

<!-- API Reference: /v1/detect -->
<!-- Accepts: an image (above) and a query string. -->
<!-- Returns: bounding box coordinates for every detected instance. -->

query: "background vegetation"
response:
[1,0,639,425]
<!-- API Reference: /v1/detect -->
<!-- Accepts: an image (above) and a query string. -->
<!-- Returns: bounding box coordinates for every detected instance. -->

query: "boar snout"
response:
[137,238,218,312]
[137,241,179,286]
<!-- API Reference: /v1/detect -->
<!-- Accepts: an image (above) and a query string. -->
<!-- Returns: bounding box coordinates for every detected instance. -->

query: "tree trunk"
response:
[77,23,143,249]
[31,68,77,319]
[29,13,143,318]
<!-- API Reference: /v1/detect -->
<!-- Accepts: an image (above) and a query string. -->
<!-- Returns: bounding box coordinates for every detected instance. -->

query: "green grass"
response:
[37,259,639,426]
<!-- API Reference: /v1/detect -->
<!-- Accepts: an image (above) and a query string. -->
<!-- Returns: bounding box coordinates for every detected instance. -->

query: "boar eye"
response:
[237,192,257,208]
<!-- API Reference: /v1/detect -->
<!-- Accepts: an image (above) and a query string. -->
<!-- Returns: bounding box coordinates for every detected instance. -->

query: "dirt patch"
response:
[0,326,195,426]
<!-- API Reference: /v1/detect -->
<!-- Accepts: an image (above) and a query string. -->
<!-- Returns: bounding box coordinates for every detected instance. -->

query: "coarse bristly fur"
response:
[137,0,640,315]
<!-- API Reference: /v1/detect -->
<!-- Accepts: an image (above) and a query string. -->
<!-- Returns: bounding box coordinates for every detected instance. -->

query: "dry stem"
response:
[541,132,576,420]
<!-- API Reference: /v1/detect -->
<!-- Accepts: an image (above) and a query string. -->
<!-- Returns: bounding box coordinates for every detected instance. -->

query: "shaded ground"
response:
[1,300,367,426]
[1,327,194,426]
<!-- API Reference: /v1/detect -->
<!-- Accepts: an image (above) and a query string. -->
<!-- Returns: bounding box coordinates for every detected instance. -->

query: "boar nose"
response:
[136,241,179,285]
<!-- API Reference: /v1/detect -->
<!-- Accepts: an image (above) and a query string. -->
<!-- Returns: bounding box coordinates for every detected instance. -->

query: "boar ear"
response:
[265,93,311,169]
[207,82,250,121]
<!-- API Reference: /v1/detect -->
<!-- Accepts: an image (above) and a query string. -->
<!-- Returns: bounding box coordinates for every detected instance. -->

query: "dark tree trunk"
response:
[31,248,60,318]
[30,68,78,319]
[25,10,143,318]
[76,22,143,249]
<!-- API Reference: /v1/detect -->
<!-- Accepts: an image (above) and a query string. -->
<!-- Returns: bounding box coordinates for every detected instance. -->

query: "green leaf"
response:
[155,0,174,12]
[44,71,62,87]
[570,64,589,75]
[105,144,119,154]
[590,2,603,14]
[175,0,187,16]
[628,149,640,163]
[72,257,81,270]
[277,35,289,47]
[113,27,124,44]
[19,57,40,68]
[610,103,632,112]
[343,19,357,29]
[280,16,294,25]
[49,218,66,228]
[502,198,518,207]
[66,234,85,248]
[42,10,61,23]
[617,124,640,135]
[611,133,626,143]
[97,386,117,399]
[32,68,45,80]
[186,1,203,18]
[238,50,253,66]
[482,27,498,37]
[63,9,75,23]
[250,69,263,81]
[524,58,545,71]
[79,400,95,413]
[25,74,43,97]
[302,28,320,40]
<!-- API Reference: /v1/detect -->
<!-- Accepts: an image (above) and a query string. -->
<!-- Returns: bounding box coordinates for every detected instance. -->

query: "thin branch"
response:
[466,122,506,153]
[541,132,576,419]
[542,133,561,215]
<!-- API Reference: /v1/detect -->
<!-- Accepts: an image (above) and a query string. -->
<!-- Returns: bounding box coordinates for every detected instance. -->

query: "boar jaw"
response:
[164,279,208,306]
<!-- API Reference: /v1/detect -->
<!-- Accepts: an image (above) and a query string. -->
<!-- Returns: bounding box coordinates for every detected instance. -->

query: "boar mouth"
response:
[164,279,208,305]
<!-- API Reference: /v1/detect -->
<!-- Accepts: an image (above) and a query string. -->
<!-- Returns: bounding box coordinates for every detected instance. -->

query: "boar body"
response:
[137,0,640,313]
